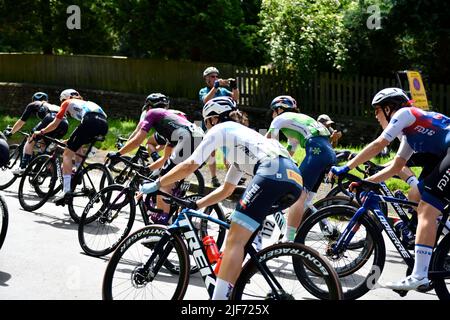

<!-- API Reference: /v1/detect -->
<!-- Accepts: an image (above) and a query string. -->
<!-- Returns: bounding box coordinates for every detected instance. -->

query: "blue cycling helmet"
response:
[269,95,297,111]
[32,92,49,102]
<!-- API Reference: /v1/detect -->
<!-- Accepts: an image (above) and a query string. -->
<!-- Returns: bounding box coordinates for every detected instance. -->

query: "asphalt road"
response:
[0,169,438,300]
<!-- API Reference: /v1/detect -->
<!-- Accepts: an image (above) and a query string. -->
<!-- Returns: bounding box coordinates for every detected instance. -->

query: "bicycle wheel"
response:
[431,233,450,300]
[231,242,343,300]
[78,184,136,257]
[303,195,360,221]
[295,204,386,300]
[0,144,21,190]
[18,154,57,211]
[184,169,205,195]
[0,195,8,250]
[102,225,190,300]
[68,163,113,223]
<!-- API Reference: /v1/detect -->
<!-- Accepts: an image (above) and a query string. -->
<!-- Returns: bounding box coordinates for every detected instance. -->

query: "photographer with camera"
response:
[199,66,240,187]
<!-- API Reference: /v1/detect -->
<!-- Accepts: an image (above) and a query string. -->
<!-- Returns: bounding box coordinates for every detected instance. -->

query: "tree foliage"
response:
[259,0,351,76]
[0,0,449,83]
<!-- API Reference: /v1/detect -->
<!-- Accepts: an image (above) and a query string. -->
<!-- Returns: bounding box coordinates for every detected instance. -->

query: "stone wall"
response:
[0,82,381,145]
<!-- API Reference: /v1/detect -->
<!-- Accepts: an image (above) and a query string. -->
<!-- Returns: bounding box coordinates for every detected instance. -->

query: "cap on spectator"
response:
[317,114,335,125]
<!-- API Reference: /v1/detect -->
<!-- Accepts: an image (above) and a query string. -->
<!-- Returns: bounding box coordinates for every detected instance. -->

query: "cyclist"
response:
[329,87,450,291]
[32,89,108,204]
[199,67,239,188]
[137,96,303,300]
[108,106,204,224]
[266,95,336,242]
[4,92,69,174]
[127,93,185,162]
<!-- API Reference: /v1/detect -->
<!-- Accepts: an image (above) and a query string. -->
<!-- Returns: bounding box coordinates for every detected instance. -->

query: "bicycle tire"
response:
[102,225,190,300]
[431,232,450,300]
[0,194,8,250]
[231,242,343,300]
[78,184,136,257]
[295,204,386,300]
[18,154,57,212]
[0,144,21,190]
[68,163,113,223]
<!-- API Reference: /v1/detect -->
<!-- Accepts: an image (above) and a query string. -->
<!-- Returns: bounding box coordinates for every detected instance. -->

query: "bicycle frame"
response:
[141,207,286,299]
[333,190,450,276]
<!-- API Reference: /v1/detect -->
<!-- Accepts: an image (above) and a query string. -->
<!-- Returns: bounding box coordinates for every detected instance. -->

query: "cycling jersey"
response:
[189,121,291,185]
[198,87,232,104]
[20,101,60,121]
[139,108,196,147]
[56,99,106,121]
[381,107,450,160]
[267,112,330,150]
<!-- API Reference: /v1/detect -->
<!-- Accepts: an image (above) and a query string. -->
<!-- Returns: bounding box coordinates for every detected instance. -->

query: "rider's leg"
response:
[62,148,76,193]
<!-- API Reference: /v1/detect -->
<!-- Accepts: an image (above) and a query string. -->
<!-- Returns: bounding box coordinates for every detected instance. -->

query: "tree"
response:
[259,0,351,77]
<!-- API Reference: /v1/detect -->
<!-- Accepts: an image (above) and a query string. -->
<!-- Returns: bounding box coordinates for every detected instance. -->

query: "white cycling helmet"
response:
[60,89,81,102]
[203,66,219,78]
[202,97,237,121]
[371,88,410,110]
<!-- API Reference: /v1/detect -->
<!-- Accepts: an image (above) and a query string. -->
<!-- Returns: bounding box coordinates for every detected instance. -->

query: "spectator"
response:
[317,114,342,148]
[199,66,239,187]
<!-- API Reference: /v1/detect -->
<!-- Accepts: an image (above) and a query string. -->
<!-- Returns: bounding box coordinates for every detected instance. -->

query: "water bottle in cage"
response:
[202,236,220,264]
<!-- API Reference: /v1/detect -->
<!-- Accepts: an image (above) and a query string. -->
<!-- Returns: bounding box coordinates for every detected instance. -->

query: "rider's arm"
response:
[118,129,147,155]
[346,136,390,170]
[10,119,26,135]
[38,117,61,135]
[148,145,172,171]
[365,138,413,183]
[366,156,407,183]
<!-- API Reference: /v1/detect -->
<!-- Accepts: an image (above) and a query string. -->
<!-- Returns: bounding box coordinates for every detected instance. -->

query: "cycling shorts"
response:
[33,113,69,139]
[299,136,336,192]
[160,127,201,175]
[230,156,303,233]
[418,146,450,211]
[406,152,442,180]
[67,112,108,152]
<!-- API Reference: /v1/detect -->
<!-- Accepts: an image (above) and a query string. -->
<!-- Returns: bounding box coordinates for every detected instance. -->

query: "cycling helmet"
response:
[202,97,237,121]
[0,134,10,167]
[203,66,219,78]
[60,89,81,102]
[269,95,297,111]
[32,92,49,102]
[144,93,169,110]
[371,88,411,110]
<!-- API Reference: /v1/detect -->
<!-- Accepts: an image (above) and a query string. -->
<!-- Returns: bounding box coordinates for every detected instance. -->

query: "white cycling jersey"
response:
[189,121,291,185]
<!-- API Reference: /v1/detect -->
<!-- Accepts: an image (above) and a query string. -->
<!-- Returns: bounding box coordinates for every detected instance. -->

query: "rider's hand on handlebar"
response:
[107,151,121,159]
[140,179,161,194]
[328,165,350,181]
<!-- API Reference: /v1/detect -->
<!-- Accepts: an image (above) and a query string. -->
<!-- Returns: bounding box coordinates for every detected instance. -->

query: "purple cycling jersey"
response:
[138,108,192,142]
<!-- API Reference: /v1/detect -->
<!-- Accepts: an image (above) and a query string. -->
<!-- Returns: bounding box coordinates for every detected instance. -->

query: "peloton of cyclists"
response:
[32,89,109,204]
[137,96,303,300]
[5,92,69,175]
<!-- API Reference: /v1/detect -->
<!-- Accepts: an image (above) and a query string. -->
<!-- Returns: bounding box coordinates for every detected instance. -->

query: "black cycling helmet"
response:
[143,93,170,111]
[371,88,411,110]
[0,133,10,167]
[32,92,49,102]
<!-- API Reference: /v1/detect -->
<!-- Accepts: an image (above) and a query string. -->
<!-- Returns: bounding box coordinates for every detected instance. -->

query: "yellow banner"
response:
[407,71,429,110]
